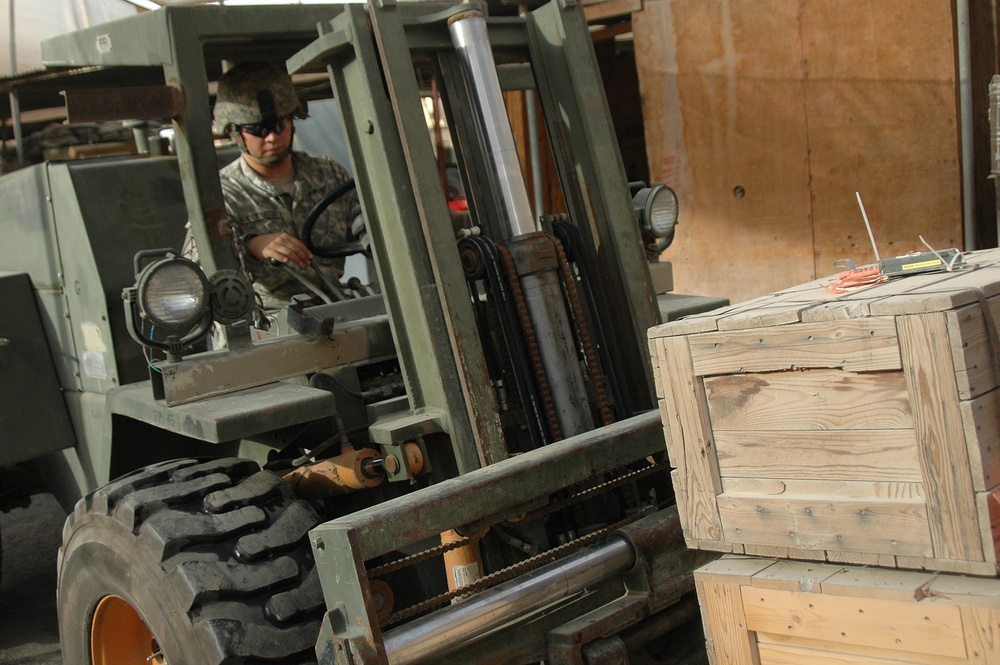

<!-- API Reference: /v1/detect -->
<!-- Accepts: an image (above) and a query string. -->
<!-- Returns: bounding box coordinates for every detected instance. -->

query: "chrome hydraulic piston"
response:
[382,536,636,665]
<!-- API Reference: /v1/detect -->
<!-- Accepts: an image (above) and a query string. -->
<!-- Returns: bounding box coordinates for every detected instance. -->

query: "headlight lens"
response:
[138,258,208,332]
[634,184,679,239]
[646,185,678,238]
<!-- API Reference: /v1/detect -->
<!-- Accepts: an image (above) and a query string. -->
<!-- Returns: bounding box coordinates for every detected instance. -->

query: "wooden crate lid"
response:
[650,248,1000,338]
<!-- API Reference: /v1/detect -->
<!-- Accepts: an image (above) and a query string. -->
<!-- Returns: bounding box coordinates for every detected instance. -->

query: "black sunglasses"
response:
[237,116,289,138]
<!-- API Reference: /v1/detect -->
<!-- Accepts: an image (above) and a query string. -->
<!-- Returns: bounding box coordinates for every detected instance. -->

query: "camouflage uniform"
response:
[221,151,359,308]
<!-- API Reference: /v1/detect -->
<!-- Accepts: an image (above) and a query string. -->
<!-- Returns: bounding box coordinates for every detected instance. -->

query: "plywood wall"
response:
[633,0,963,304]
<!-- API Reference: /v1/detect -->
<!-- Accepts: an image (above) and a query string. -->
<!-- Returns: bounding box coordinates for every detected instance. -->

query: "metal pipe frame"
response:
[382,537,636,665]
[956,0,976,250]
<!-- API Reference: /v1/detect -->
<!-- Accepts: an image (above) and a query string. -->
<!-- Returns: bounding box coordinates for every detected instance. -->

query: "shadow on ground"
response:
[0,494,65,665]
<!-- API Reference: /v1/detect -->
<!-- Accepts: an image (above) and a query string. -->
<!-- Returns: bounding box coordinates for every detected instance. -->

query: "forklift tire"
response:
[58,457,326,664]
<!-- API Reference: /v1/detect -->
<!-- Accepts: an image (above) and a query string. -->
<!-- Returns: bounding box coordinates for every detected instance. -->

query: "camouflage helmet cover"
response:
[212,62,307,135]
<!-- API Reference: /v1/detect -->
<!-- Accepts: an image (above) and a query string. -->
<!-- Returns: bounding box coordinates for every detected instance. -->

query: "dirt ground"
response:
[0,494,65,665]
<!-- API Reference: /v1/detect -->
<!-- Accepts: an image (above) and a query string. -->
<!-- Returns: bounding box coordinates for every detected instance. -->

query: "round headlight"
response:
[646,185,678,238]
[137,257,209,333]
[635,184,678,238]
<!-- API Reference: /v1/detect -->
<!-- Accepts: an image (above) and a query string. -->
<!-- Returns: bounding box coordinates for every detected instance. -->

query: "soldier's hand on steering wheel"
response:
[247,232,313,268]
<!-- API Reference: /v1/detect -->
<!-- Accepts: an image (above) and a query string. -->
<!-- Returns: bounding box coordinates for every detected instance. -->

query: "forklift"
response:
[0,1,718,662]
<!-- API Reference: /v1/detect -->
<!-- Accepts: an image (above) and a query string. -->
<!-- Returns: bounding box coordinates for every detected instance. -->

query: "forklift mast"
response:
[289,3,702,661]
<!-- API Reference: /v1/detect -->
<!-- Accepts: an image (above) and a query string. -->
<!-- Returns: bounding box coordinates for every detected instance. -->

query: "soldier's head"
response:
[213,62,307,167]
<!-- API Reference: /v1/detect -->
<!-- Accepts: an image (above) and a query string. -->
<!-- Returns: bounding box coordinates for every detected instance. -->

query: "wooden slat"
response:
[948,298,1000,400]
[649,311,724,337]
[824,550,898,569]
[757,640,958,665]
[975,489,1000,566]
[714,286,846,329]
[723,478,925,501]
[817,566,938,601]
[659,279,838,337]
[695,556,777,585]
[716,305,810,332]
[716,493,932,557]
[705,369,912,432]
[924,573,1000,608]
[756,635,968,665]
[716,431,922,482]
[695,538,742,554]
[801,272,958,323]
[898,313,985,562]
[658,336,725,541]
[699,580,762,665]
[893,555,998,577]
[743,544,791,559]
[800,295,879,324]
[867,265,1000,317]
[786,547,828,562]
[961,606,1000,664]
[748,560,843,592]
[803,259,1000,325]
[687,318,902,375]
[650,338,664,398]
[741,586,967,658]
[660,399,680,462]
[960,389,1000,492]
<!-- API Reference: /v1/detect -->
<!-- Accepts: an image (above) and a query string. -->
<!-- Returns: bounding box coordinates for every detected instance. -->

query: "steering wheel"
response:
[302,178,366,259]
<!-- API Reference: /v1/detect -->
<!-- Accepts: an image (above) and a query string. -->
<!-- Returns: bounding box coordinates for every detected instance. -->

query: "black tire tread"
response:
[205,470,291,513]
[266,565,326,624]
[140,504,269,560]
[196,617,324,661]
[169,556,300,610]
[236,500,320,562]
[59,457,324,665]
[116,472,235,530]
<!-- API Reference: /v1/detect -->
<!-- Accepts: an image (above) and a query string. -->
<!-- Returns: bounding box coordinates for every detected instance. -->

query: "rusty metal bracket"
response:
[65,84,185,123]
[155,315,395,405]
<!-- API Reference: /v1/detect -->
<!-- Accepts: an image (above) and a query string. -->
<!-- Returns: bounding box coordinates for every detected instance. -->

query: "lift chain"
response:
[551,236,615,426]
[381,513,641,627]
[366,530,485,579]
[459,236,548,449]
[496,242,563,441]
[504,459,666,526]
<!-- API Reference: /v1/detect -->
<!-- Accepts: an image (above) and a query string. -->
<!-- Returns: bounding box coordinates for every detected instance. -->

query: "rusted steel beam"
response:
[312,409,665,562]
[65,84,185,122]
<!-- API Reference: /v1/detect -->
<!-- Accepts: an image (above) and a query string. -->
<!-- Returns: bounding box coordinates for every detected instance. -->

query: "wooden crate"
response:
[695,556,1000,665]
[648,248,1000,575]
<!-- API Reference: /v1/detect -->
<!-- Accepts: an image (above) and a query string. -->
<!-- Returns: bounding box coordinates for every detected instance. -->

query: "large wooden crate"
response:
[648,248,1000,575]
[695,556,1000,665]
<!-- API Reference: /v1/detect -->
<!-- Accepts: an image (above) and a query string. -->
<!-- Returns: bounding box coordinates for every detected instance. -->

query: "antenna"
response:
[855,192,880,261]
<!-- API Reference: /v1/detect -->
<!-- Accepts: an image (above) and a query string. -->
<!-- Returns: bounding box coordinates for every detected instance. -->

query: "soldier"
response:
[202,61,360,309]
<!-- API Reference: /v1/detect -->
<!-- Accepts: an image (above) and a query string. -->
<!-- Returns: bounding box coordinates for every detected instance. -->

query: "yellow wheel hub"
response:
[91,595,165,664]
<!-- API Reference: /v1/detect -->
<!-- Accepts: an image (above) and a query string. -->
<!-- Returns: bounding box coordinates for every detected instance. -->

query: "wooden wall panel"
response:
[633,0,964,305]
[801,1,962,279]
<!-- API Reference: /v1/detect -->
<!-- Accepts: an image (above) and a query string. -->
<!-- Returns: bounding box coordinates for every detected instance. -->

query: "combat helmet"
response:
[212,62,307,135]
